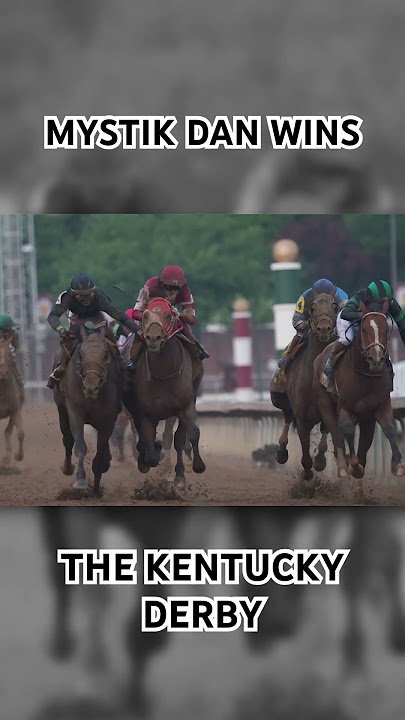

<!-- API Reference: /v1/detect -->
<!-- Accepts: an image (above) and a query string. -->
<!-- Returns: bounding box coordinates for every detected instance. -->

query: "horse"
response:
[271,291,340,480]
[314,300,405,480]
[53,324,123,498]
[38,506,405,717]
[123,299,205,489]
[0,338,24,466]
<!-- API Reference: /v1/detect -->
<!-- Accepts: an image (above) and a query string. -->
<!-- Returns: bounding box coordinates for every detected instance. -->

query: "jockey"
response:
[278,279,348,372]
[46,273,140,389]
[129,265,209,362]
[0,314,24,390]
[325,280,405,388]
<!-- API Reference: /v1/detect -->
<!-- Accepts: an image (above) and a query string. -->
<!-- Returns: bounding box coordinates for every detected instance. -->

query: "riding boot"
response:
[46,341,76,389]
[325,341,347,395]
[277,334,301,371]
[195,341,210,360]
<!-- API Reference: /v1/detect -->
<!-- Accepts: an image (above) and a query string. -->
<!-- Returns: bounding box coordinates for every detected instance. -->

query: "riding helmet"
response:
[70,273,96,296]
[159,266,186,287]
[0,315,15,330]
[367,280,392,300]
[312,278,335,295]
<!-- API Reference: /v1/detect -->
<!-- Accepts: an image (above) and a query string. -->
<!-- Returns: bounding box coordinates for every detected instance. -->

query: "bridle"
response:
[142,318,184,382]
[76,333,113,390]
[359,311,391,360]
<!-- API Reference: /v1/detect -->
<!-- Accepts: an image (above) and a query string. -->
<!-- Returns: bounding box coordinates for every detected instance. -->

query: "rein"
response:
[347,311,391,377]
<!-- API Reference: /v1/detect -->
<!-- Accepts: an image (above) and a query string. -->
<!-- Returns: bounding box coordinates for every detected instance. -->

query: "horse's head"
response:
[0,338,11,380]
[358,300,391,373]
[77,325,111,400]
[142,300,176,353]
[309,290,339,342]
[142,309,173,352]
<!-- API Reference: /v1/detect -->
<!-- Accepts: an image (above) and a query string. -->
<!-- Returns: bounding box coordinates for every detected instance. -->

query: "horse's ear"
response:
[163,311,172,322]
[331,286,337,297]
[359,300,368,315]
[99,325,106,338]
[143,310,150,323]
[382,300,389,315]
[80,324,86,342]
[312,290,319,299]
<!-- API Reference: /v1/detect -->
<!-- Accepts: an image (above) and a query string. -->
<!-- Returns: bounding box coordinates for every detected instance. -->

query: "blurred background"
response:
[0,0,405,213]
[2,506,405,720]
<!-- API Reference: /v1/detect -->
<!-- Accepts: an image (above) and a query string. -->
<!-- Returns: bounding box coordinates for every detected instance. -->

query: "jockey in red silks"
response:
[127,265,209,363]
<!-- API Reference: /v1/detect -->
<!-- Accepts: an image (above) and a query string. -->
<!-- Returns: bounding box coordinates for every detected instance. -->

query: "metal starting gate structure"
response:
[0,214,44,403]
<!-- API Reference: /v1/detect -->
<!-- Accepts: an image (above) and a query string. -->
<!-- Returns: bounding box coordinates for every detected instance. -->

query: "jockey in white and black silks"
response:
[46,273,140,389]
[324,279,405,390]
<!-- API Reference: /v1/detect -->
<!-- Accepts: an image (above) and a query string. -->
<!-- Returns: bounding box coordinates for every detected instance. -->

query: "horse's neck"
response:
[307,331,327,359]
[146,337,182,374]
[350,333,369,370]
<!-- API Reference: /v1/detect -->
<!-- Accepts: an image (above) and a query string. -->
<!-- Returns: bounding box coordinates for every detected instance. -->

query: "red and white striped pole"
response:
[232,297,254,401]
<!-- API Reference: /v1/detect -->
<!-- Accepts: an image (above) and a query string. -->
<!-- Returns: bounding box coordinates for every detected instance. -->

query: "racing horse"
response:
[314,300,405,479]
[123,298,205,489]
[53,323,123,497]
[0,338,24,466]
[271,290,340,480]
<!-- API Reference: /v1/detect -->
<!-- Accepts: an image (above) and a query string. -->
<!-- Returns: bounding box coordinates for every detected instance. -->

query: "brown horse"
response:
[314,301,405,479]
[0,339,24,466]
[123,301,205,489]
[53,324,123,497]
[271,291,340,480]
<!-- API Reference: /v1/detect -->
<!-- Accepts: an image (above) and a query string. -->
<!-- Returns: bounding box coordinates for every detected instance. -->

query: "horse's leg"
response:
[276,407,294,464]
[160,416,176,476]
[92,425,114,498]
[356,417,376,474]
[12,409,24,462]
[184,401,205,475]
[375,402,405,476]
[296,419,313,480]
[339,407,363,478]
[57,403,75,475]
[67,410,88,490]
[313,421,328,472]
[2,416,13,465]
[142,416,160,468]
[173,417,188,490]
[315,391,347,477]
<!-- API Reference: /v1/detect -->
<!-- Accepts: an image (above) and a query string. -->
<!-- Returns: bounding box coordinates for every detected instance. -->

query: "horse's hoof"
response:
[393,464,405,477]
[302,469,314,481]
[138,461,150,474]
[338,467,348,478]
[350,464,364,479]
[15,452,24,462]
[73,479,88,490]
[91,490,102,499]
[61,462,75,476]
[174,476,186,490]
[276,448,288,464]
[193,460,206,474]
[184,460,193,473]
[313,454,326,472]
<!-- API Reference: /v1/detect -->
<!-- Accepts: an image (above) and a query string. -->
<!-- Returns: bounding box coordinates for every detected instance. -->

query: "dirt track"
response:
[1,404,405,506]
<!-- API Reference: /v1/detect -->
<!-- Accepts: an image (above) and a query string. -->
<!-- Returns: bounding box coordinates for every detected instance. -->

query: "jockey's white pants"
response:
[336,310,358,346]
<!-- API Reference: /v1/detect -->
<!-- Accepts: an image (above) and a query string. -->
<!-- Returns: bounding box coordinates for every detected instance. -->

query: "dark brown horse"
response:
[271,291,340,480]
[53,324,123,497]
[123,301,205,489]
[0,339,24,466]
[314,301,405,479]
